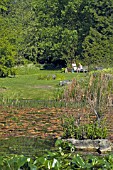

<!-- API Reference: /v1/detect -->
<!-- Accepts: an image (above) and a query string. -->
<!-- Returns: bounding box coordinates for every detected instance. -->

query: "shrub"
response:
[62,72,113,121]
[0,66,9,77]
[60,72,111,140]
[37,74,65,80]
[61,114,108,139]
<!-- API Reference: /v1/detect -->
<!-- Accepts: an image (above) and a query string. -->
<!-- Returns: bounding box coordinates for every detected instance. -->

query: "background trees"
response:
[0,0,17,77]
[0,0,113,76]
[82,0,113,66]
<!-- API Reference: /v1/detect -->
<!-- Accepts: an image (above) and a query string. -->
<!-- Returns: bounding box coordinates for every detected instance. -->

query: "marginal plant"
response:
[61,114,107,139]
[86,72,112,121]
[84,119,108,139]
[61,72,112,139]
[54,88,64,100]
[61,114,77,138]
[62,78,85,102]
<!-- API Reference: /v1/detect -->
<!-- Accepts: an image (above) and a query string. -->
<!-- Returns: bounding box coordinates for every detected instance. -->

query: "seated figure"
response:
[72,63,77,72]
[77,63,83,72]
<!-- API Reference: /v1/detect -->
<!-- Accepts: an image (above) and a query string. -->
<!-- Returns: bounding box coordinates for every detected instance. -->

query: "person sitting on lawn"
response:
[77,63,83,72]
[72,62,77,72]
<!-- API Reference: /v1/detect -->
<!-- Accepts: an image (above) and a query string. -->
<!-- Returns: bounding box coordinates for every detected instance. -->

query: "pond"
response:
[0,106,64,157]
[0,136,56,158]
[0,105,113,158]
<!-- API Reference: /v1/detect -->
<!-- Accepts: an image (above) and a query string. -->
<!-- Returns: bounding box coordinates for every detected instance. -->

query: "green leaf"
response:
[72,154,86,168]
[0,5,7,11]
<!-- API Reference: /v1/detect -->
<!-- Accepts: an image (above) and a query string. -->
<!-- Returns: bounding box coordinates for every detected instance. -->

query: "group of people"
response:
[72,62,83,72]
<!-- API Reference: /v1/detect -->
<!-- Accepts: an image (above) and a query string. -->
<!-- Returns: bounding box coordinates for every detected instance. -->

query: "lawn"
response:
[0,66,87,100]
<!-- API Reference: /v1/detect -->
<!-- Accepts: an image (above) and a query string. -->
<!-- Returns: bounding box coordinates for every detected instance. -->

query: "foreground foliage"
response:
[0,142,113,170]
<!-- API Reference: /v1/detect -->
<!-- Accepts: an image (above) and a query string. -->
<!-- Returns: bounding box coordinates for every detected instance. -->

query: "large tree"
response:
[0,0,17,77]
[23,0,79,67]
[81,0,113,66]
[0,0,113,77]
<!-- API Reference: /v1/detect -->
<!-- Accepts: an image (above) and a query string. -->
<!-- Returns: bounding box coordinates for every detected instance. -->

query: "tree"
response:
[1,0,113,75]
[0,0,17,77]
[23,0,79,67]
[0,0,34,77]
[82,0,113,66]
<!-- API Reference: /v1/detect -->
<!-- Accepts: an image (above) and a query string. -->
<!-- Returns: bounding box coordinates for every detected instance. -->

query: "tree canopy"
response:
[0,0,113,76]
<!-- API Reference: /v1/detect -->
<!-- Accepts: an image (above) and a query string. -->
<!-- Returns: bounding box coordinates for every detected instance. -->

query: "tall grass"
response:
[61,71,113,117]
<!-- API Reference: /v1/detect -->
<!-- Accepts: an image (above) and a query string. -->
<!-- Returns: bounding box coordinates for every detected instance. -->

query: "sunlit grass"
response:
[0,65,89,100]
[1,65,112,100]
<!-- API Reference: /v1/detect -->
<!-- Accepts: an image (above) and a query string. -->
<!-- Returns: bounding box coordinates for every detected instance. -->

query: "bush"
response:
[0,66,9,77]
[61,114,108,139]
[37,73,65,80]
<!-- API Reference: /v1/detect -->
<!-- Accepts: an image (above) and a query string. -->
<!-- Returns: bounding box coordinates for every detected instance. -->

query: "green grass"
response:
[1,65,112,100]
[0,65,87,100]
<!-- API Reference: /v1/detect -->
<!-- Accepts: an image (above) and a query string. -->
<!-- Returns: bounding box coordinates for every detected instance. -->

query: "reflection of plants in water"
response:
[0,137,55,158]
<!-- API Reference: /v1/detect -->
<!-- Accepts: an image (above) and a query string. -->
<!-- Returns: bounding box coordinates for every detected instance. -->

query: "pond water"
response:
[1,136,112,158]
[0,107,63,157]
[0,136,56,158]
[0,105,113,158]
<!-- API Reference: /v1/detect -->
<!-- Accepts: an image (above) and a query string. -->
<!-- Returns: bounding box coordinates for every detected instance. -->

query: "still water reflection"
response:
[0,136,56,157]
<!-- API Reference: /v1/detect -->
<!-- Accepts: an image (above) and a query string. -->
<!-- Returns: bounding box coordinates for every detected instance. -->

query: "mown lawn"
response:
[0,67,87,100]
